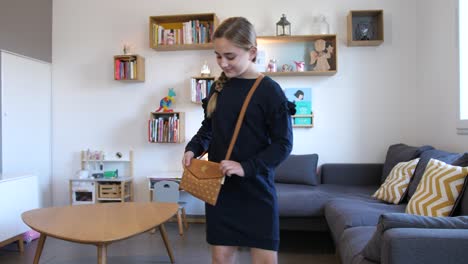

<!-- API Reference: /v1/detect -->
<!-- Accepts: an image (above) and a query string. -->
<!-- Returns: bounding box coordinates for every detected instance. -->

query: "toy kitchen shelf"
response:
[69,150,134,205]
[256,34,337,76]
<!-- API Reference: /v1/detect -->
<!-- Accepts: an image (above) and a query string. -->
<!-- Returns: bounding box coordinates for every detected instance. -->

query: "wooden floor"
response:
[0,223,339,264]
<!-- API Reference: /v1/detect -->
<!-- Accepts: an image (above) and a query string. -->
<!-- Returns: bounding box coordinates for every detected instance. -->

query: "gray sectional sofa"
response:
[274,144,468,264]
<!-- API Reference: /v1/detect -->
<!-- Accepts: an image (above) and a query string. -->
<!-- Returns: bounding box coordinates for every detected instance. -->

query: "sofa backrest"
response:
[319,163,383,186]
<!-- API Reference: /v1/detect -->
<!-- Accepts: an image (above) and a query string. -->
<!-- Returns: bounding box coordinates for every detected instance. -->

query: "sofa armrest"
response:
[381,228,468,264]
[319,163,383,185]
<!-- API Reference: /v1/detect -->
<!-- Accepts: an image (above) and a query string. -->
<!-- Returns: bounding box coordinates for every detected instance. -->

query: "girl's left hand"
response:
[220,160,245,177]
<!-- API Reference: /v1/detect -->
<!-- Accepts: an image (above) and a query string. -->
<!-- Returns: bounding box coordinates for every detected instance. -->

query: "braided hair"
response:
[206,17,257,117]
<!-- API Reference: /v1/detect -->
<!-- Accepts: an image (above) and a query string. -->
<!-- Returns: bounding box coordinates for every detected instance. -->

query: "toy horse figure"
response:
[155,88,176,112]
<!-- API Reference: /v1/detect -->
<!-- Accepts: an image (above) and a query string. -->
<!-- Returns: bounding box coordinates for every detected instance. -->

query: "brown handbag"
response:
[180,75,264,206]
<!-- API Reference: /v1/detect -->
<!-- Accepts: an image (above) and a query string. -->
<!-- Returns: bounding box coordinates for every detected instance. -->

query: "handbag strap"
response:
[225,74,264,160]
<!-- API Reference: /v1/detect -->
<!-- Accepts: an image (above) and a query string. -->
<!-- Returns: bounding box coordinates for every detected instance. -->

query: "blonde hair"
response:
[206,17,257,117]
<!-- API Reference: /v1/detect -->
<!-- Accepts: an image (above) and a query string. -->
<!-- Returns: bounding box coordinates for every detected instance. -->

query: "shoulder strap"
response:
[225,74,264,160]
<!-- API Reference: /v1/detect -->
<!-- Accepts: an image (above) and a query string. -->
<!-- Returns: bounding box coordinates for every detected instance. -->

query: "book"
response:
[283,88,313,126]
[295,101,311,115]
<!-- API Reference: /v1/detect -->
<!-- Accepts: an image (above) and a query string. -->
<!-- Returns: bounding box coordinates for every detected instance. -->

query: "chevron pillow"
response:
[406,158,468,217]
[373,158,420,204]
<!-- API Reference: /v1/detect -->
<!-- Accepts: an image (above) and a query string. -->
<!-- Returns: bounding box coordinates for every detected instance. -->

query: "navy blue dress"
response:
[185,76,293,251]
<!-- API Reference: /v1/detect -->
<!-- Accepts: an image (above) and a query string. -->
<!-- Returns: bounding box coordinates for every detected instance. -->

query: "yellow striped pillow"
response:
[406,158,468,217]
[373,158,420,204]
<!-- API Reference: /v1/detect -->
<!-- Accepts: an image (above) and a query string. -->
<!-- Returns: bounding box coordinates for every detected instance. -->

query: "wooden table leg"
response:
[33,234,47,264]
[97,244,107,264]
[159,224,175,263]
[17,235,24,253]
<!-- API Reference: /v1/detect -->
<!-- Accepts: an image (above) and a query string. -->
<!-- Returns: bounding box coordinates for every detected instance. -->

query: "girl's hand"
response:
[182,151,195,167]
[220,160,245,177]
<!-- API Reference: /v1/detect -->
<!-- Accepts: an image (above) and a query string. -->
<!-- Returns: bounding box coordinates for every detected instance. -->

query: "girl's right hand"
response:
[182,151,195,167]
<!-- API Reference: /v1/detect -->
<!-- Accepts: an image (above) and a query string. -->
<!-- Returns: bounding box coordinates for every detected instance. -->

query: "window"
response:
[458,0,468,134]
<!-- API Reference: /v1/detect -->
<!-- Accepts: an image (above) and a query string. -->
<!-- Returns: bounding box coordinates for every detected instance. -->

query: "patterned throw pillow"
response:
[406,159,468,217]
[373,158,420,204]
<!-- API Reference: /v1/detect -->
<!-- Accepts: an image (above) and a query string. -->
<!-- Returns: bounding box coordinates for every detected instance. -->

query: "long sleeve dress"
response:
[185,76,293,251]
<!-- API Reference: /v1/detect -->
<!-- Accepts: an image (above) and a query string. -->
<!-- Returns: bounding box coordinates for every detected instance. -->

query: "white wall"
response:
[405,0,468,152]
[52,0,463,209]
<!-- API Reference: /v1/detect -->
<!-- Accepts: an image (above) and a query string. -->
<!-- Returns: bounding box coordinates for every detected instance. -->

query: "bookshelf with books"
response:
[190,76,215,104]
[148,112,185,143]
[256,35,337,76]
[114,55,145,82]
[149,13,219,51]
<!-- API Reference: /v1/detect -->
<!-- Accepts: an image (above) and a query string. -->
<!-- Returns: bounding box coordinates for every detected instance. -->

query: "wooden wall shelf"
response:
[149,13,219,51]
[257,35,337,76]
[190,76,215,104]
[148,112,185,143]
[114,55,145,82]
[347,10,384,46]
[292,113,314,128]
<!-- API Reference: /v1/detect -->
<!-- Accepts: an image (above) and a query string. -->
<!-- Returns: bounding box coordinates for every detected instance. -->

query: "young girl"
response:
[183,17,293,264]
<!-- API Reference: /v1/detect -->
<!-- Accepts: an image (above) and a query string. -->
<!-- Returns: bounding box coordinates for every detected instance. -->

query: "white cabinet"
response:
[0,175,39,248]
[0,50,51,207]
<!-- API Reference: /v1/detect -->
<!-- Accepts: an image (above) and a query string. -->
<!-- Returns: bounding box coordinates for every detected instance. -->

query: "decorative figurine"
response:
[267,59,277,72]
[294,61,305,72]
[281,64,293,72]
[309,39,334,71]
[155,88,176,112]
[123,43,131,55]
[201,60,211,76]
[356,23,371,40]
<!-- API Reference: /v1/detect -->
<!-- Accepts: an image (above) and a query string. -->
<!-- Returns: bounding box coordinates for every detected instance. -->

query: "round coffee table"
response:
[22,202,178,264]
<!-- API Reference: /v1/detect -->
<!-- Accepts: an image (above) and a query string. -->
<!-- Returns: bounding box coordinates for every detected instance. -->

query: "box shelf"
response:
[149,13,219,51]
[347,10,384,46]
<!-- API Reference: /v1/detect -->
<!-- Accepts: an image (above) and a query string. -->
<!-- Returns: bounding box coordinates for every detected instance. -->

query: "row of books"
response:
[152,20,214,46]
[115,59,137,80]
[191,79,214,103]
[148,115,180,143]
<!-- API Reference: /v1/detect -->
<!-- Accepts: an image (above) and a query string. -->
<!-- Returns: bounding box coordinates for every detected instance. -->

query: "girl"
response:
[183,17,293,264]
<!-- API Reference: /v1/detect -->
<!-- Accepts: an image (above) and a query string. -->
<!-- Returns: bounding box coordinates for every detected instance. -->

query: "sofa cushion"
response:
[406,159,468,217]
[361,213,468,263]
[381,143,433,183]
[275,154,319,185]
[276,183,378,217]
[407,149,463,200]
[325,199,406,244]
[372,158,419,204]
[339,226,376,264]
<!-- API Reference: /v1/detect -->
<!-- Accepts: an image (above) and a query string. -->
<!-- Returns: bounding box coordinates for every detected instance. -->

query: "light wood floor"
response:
[0,223,339,264]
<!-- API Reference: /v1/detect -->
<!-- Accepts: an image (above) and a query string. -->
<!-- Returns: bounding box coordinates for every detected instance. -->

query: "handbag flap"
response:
[185,159,224,180]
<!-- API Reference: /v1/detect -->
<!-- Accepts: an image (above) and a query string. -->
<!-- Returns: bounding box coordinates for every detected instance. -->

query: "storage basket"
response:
[99,183,122,198]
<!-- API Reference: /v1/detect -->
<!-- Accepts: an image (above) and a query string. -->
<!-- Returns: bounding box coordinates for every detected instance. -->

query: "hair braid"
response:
[206,72,228,117]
